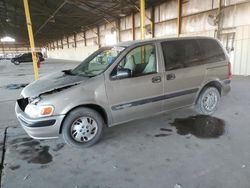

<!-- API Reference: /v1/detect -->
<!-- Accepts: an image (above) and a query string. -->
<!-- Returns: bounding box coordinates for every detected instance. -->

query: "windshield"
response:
[71,46,125,77]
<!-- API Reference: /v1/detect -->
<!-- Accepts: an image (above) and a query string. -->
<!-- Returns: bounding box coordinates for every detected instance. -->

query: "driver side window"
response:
[111,44,156,79]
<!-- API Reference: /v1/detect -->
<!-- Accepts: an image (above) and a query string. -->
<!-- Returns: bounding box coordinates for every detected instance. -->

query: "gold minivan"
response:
[15,37,231,148]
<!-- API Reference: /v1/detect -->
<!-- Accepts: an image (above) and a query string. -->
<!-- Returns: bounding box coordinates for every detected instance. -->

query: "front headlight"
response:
[25,104,54,118]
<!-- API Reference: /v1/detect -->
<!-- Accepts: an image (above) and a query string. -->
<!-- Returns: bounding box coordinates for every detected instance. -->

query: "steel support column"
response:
[67,36,69,48]
[177,0,182,37]
[132,12,135,40]
[97,26,101,48]
[151,7,155,38]
[217,0,222,39]
[61,38,63,49]
[117,19,121,42]
[83,31,87,47]
[140,0,145,40]
[73,33,77,48]
[23,0,39,80]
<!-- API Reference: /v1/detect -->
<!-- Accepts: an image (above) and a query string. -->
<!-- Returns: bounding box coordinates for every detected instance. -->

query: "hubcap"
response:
[202,90,218,112]
[71,117,98,143]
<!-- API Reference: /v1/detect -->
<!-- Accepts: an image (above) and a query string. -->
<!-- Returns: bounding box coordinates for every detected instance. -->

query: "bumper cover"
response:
[15,102,65,139]
[221,79,231,96]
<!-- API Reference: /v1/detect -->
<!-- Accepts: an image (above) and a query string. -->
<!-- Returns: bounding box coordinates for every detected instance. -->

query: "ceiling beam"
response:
[34,0,67,36]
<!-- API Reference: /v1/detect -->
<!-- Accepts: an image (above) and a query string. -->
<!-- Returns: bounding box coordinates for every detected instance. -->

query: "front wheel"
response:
[195,87,220,115]
[62,107,104,148]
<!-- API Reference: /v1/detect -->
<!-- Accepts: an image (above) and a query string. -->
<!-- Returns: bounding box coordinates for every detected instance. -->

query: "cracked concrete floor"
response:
[1,59,250,188]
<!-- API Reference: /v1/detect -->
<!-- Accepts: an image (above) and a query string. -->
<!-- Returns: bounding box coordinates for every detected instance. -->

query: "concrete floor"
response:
[0,59,250,188]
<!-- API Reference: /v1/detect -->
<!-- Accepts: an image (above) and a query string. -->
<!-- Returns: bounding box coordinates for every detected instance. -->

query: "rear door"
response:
[26,53,32,62]
[21,53,30,62]
[160,39,205,110]
[105,43,164,124]
[19,54,27,62]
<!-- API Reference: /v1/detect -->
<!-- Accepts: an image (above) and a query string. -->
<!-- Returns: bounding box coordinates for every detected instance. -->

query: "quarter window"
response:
[197,39,226,64]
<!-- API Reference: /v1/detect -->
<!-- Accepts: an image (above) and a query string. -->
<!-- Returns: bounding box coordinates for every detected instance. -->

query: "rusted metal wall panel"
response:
[222,3,250,28]
[180,30,215,37]
[120,30,133,42]
[158,0,177,21]
[182,0,216,16]
[155,20,177,37]
[233,25,250,75]
[86,28,97,39]
[182,10,217,33]
[223,0,249,6]
[134,9,151,28]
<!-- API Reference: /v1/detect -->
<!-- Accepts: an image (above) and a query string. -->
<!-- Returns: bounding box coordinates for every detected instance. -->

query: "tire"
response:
[13,61,20,65]
[62,107,104,148]
[195,87,220,115]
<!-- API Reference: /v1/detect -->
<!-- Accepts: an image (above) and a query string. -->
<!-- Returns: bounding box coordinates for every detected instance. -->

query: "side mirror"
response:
[111,68,132,79]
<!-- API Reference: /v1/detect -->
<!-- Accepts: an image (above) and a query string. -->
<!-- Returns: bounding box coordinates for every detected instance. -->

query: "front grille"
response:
[17,98,29,111]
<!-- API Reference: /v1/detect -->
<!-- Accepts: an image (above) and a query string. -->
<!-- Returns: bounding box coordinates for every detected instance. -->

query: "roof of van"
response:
[115,36,216,47]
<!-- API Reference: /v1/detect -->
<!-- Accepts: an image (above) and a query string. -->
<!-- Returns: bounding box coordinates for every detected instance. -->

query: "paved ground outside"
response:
[0,59,250,188]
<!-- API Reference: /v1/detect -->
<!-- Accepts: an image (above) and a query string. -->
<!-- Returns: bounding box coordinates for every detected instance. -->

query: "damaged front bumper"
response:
[15,100,65,139]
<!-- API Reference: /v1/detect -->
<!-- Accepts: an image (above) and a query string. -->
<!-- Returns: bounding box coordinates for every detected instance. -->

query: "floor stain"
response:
[8,164,20,170]
[154,133,171,137]
[20,145,52,164]
[52,143,65,152]
[20,140,40,147]
[10,137,53,164]
[170,115,225,138]
[10,137,33,145]
[5,83,29,90]
[160,128,173,132]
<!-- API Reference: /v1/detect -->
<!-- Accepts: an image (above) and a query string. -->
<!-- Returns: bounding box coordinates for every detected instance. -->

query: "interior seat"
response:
[143,53,156,74]
[124,55,136,74]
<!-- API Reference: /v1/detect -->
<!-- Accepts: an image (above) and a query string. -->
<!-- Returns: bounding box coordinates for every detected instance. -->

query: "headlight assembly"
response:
[25,104,54,118]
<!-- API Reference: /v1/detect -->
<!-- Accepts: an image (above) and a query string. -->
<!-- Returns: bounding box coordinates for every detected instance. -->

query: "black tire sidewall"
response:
[196,87,220,115]
[62,107,104,148]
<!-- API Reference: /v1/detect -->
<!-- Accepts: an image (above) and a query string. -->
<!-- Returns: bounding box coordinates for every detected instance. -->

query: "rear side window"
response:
[197,39,226,64]
[161,39,202,71]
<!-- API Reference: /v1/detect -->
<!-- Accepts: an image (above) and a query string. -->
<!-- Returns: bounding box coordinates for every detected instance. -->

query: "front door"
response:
[105,43,164,124]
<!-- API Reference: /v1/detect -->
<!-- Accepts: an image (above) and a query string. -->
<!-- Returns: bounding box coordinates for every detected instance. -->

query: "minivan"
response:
[15,37,231,148]
[11,52,44,65]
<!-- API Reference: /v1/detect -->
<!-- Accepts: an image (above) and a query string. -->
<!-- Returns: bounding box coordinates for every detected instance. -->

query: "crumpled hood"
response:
[21,71,88,98]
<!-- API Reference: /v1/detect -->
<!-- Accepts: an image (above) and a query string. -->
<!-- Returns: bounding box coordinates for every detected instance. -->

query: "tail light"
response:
[228,62,232,79]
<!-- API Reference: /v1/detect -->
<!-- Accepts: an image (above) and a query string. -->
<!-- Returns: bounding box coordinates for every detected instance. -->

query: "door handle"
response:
[166,73,176,80]
[152,76,162,83]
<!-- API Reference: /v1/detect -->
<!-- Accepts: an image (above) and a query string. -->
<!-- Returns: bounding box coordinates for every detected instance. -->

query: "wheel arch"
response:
[59,104,109,134]
[195,80,222,104]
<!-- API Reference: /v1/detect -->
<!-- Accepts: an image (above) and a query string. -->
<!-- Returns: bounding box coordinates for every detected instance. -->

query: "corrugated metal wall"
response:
[234,25,250,75]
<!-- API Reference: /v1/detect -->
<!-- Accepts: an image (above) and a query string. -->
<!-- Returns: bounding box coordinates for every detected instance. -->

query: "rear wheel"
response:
[195,87,220,115]
[13,61,20,65]
[62,107,104,148]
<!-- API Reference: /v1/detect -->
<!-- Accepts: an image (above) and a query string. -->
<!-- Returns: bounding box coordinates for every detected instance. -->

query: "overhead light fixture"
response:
[119,13,126,17]
[0,36,15,42]
[5,18,11,23]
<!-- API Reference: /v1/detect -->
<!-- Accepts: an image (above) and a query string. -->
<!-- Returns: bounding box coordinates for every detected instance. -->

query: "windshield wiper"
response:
[62,69,75,76]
